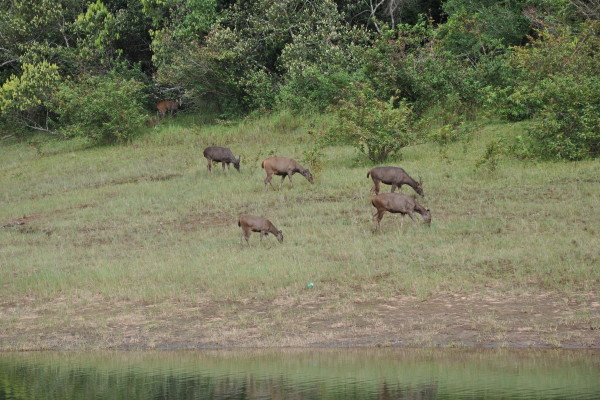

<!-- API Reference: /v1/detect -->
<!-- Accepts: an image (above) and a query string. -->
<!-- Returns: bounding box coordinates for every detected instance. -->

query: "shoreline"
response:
[3,291,598,351]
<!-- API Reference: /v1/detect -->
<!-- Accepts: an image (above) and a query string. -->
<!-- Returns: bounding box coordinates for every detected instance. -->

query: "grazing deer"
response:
[156,100,180,119]
[367,166,424,197]
[371,193,431,230]
[203,146,241,173]
[261,157,313,190]
[238,215,283,245]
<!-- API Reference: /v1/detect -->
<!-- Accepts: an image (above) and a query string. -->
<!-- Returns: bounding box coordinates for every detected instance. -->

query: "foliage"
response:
[336,0,444,32]
[0,0,598,157]
[331,86,414,162]
[496,20,600,160]
[499,21,600,121]
[525,75,600,160]
[0,0,79,75]
[155,0,365,115]
[301,144,326,175]
[72,1,122,71]
[146,0,217,73]
[475,138,504,172]
[0,61,62,135]
[279,67,358,112]
[438,0,530,62]
[54,73,147,143]
[361,17,516,117]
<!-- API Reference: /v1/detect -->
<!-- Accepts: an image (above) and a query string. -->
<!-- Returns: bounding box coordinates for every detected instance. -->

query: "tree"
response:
[54,72,147,143]
[0,61,62,135]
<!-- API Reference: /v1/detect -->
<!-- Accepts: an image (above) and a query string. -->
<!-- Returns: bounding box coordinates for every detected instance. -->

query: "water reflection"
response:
[0,349,598,399]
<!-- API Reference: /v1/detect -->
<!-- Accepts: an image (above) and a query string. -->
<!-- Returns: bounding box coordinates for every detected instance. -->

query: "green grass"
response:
[1,112,599,309]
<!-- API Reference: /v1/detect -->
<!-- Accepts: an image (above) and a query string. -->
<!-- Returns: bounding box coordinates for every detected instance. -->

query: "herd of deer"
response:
[202,145,431,246]
[157,102,431,244]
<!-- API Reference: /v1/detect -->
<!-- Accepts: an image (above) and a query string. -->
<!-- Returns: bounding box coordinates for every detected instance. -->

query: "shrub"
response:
[54,73,147,143]
[0,61,61,135]
[330,86,414,162]
[498,21,600,122]
[279,66,357,112]
[526,75,600,160]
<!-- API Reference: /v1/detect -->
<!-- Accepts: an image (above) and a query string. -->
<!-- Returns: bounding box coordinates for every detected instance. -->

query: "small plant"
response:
[331,86,414,162]
[301,145,325,175]
[475,139,503,173]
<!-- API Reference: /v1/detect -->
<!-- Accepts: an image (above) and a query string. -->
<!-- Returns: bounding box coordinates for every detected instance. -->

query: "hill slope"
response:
[1,113,599,349]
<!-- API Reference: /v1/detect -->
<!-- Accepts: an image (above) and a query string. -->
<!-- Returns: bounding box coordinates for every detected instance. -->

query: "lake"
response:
[0,349,598,399]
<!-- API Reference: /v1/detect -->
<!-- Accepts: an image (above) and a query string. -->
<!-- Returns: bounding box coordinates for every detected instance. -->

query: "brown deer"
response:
[156,100,180,119]
[261,157,313,190]
[371,193,431,230]
[203,146,240,173]
[238,215,283,245]
[367,166,424,196]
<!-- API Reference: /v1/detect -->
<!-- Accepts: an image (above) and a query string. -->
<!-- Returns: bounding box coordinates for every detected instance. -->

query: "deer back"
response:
[156,100,179,116]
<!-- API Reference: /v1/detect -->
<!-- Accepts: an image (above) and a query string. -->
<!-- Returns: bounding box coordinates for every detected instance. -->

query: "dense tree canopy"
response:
[1,0,598,158]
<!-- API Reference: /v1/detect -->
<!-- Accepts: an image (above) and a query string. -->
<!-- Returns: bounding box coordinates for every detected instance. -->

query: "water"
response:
[0,349,599,399]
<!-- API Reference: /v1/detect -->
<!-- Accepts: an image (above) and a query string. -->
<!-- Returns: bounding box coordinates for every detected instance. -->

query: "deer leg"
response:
[206,159,212,173]
[374,180,380,195]
[260,231,269,245]
[391,184,397,193]
[288,172,293,187]
[265,173,275,190]
[279,175,286,189]
[373,210,384,230]
[241,229,250,246]
[408,212,418,227]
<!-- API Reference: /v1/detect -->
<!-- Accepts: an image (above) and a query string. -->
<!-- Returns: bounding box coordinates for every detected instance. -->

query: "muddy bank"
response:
[1,291,598,351]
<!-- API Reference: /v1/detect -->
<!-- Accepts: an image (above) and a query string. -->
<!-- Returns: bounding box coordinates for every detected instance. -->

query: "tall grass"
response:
[1,114,599,310]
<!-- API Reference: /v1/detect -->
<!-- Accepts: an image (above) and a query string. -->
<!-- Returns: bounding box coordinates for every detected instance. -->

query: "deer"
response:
[261,157,313,190]
[156,100,180,119]
[367,166,424,197]
[203,146,241,173]
[238,215,283,245]
[371,193,431,230]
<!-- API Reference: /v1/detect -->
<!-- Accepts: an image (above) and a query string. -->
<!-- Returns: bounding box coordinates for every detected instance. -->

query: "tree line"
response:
[1,0,598,160]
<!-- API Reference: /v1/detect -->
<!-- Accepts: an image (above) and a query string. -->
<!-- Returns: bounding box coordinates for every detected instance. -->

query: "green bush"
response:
[498,21,600,122]
[526,75,600,160]
[330,86,414,162]
[279,66,357,112]
[54,73,147,143]
[362,19,515,118]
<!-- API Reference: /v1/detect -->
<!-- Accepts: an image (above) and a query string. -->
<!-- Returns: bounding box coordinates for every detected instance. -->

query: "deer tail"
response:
[367,171,370,178]
[261,160,265,169]
[237,219,241,227]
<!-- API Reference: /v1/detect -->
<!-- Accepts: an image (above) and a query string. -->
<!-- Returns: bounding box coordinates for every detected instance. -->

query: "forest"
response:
[1,0,599,161]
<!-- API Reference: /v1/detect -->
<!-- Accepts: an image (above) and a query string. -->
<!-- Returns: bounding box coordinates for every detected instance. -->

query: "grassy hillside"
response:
[1,112,599,349]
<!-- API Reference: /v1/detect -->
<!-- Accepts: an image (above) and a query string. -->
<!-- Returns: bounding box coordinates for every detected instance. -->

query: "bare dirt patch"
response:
[1,291,598,350]
[1,203,96,229]
[177,211,237,231]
